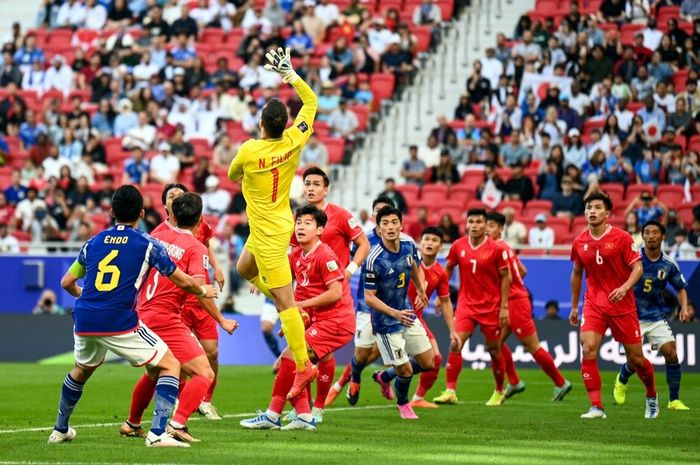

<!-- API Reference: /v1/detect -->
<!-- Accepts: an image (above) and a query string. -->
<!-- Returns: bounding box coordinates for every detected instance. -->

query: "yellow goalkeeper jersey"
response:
[228,78,317,238]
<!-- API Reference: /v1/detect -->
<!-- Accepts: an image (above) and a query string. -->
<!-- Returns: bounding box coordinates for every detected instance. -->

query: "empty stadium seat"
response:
[421,184,449,203]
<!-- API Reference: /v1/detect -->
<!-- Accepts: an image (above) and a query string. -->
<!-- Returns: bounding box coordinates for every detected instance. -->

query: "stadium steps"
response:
[329,0,535,215]
[0,0,41,39]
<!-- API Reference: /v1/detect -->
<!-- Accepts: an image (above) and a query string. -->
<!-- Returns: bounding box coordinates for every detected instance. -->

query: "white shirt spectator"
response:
[328,106,359,138]
[412,2,442,25]
[568,92,591,116]
[503,220,527,248]
[163,1,181,24]
[42,155,69,180]
[168,101,196,137]
[258,66,282,89]
[536,119,567,145]
[654,93,676,114]
[481,56,504,88]
[189,3,214,27]
[368,26,394,55]
[300,138,329,170]
[667,241,696,260]
[315,2,340,27]
[614,108,634,132]
[55,0,86,28]
[209,0,236,32]
[133,61,159,81]
[21,66,46,94]
[150,151,181,184]
[84,1,108,30]
[529,224,555,248]
[642,27,663,51]
[122,123,157,151]
[241,9,273,35]
[43,61,74,96]
[202,176,232,216]
[0,232,20,253]
[242,108,260,135]
[15,197,47,231]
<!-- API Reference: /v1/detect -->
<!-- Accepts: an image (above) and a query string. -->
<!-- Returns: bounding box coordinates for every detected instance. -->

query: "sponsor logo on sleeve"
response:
[203,255,210,270]
[326,260,338,272]
[297,121,309,133]
[348,217,358,229]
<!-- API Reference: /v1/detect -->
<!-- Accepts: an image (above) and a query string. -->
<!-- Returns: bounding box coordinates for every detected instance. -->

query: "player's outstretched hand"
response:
[249,284,260,295]
[220,318,239,335]
[449,331,460,349]
[569,307,580,326]
[608,286,627,303]
[498,310,509,329]
[413,290,429,310]
[202,284,218,299]
[396,309,416,327]
[264,47,298,83]
[679,306,692,322]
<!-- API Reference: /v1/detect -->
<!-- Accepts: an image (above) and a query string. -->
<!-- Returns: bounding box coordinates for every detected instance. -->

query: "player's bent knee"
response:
[157,351,181,374]
[395,363,413,378]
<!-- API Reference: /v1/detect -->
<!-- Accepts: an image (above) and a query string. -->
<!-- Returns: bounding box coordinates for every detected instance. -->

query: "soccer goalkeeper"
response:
[228,48,318,397]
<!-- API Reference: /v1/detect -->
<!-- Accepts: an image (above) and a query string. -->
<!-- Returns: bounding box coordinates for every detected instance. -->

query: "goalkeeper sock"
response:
[251,275,274,300]
[279,307,309,371]
[55,374,85,433]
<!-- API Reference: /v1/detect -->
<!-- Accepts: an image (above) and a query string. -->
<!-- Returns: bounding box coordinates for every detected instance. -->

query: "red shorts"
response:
[146,320,205,365]
[581,304,642,345]
[305,317,354,360]
[417,314,435,341]
[508,296,536,339]
[181,305,219,340]
[455,310,500,342]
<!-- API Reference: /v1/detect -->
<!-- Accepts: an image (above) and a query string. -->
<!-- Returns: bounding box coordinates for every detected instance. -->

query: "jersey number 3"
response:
[397,272,406,288]
[95,250,121,292]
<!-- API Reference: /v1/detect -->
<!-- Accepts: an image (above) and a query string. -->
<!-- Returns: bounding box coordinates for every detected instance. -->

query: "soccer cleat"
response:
[667,400,690,411]
[485,390,505,406]
[239,410,282,430]
[645,396,659,419]
[613,374,628,405]
[346,381,361,406]
[167,423,201,443]
[432,390,458,405]
[48,427,76,444]
[580,407,607,419]
[410,399,439,409]
[281,417,317,431]
[119,421,147,438]
[552,380,573,401]
[372,371,395,401]
[504,381,526,399]
[311,407,324,423]
[397,403,419,419]
[324,384,342,407]
[197,402,222,420]
[287,362,318,400]
[283,409,297,422]
[145,431,190,448]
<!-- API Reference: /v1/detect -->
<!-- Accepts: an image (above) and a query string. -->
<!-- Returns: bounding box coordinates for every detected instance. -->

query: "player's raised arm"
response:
[167,268,218,299]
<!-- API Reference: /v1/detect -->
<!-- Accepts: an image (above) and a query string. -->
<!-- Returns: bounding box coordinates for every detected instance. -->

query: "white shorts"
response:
[74,323,168,368]
[354,312,375,349]
[375,319,432,366]
[260,300,279,325]
[640,320,675,350]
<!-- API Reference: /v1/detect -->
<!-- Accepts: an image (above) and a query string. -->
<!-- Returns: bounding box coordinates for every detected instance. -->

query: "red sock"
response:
[203,372,217,403]
[490,352,505,392]
[416,353,442,398]
[314,357,335,409]
[268,357,295,414]
[445,352,463,390]
[178,377,187,394]
[635,358,657,398]
[500,344,520,386]
[581,358,603,409]
[290,386,311,415]
[173,375,211,425]
[533,347,565,387]
[127,374,156,425]
[338,363,352,387]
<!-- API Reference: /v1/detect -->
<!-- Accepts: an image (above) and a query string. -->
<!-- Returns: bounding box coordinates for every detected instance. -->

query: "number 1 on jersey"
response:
[271,167,279,202]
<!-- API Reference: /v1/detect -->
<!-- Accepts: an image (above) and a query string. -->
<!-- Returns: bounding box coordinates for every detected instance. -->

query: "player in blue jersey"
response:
[363,206,431,419]
[613,220,692,410]
[48,185,218,448]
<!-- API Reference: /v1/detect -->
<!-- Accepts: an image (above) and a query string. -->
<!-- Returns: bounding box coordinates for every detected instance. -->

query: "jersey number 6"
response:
[95,250,121,292]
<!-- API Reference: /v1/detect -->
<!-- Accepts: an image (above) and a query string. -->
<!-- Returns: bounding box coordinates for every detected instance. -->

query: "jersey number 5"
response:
[95,250,121,292]
[271,167,279,202]
[642,278,652,293]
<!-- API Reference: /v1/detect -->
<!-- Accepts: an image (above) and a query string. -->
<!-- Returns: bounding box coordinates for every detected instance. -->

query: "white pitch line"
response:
[0,462,201,465]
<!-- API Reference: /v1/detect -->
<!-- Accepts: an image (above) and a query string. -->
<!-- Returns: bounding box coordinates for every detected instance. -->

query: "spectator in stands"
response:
[0,51,22,87]
[654,81,676,114]
[113,99,139,137]
[171,3,198,38]
[15,187,45,236]
[529,214,555,248]
[54,0,86,28]
[682,0,700,20]
[500,130,531,167]
[502,206,527,247]
[477,165,505,205]
[664,210,684,247]
[327,37,354,78]
[316,81,340,122]
[18,110,47,151]
[406,206,430,240]
[444,132,468,166]
[492,94,522,137]
[379,177,407,213]
[299,134,329,172]
[564,129,586,168]
[0,192,14,225]
[429,149,459,185]
[329,99,359,141]
[531,129,552,166]
[401,145,427,186]
[121,111,156,151]
[648,51,673,83]
[503,162,534,202]
[602,144,634,184]
[123,147,149,187]
[439,213,461,243]
[0,221,19,253]
[300,1,325,45]
[637,94,666,133]
[213,134,238,170]
[430,115,455,145]
[287,19,314,57]
[631,66,656,101]
[626,191,667,224]
[32,289,65,315]
[667,229,696,259]
[171,128,195,168]
[677,77,700,115]
[84,0,108,30]
[466,62,491,106]
[202,175,231,217]
[68,176,94,208]
[683,150,700,182]
[48,188,71,232]
[150,142,180,185]
[12,34,43,75]
[543,300,561,320]
[688,219,700,247]
[241,100,261,137]
[634,149,662,186]
[537,106,567,146]
[537,157,562,201]
[552,176,583,218]
[4,170,26,206]
[512,30,542,63]
[91,100,115,138]
[43,55,73,96]
[381,35,414,85]
[58,130,83,166]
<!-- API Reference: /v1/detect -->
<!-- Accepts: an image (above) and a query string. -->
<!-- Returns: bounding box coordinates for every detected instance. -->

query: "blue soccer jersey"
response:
[362,238,421,335]
[634,247,688,322]
[71,224,177,336]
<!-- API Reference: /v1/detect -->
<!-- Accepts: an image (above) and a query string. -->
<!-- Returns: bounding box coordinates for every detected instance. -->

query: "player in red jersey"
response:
[284,166,368,421]
[570,193,658,419]
[485,212,572,401]
[433,208,512,407]
[152,183,225,420]
[240,205,355,431]
[121,193,238,442]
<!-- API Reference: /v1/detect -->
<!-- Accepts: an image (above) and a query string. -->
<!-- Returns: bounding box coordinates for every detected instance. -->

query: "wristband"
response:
[346,262,359,275]
[199,286,207,297]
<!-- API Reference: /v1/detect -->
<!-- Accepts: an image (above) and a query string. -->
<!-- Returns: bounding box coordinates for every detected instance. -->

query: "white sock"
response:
[412,394,423,401]
[446,388,456,394]
[297,413,313,422]
[265,409,281,421]
[200,401,211,407]
[169,420,184,429]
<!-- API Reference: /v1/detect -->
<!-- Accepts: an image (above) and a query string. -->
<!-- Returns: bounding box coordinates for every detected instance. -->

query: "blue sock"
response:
[618,363,635,384]
[380,368,396,383]
[263,331,281,357]
[394,375,413,406]
[55,374,85,433]
[350,355,366,383]
[410,358,425,375]
[151,375,179,436]
[666,363,681,401]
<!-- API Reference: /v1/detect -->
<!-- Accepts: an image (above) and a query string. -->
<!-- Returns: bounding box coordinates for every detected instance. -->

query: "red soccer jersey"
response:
[571,225,640,315]
[152,219,214,247]
[499,240,529,301]
[290,203,364,268]
[408,261,450,318]
[289,241,354,323]
[446,236,510,315]
[138,227,209,325]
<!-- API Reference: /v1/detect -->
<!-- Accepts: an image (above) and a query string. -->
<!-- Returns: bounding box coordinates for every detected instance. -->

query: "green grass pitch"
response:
[0,363,698,465]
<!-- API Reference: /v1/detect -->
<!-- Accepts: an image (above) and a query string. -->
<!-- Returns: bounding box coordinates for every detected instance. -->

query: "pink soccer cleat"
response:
[397,403,419,420]
[372,371,395,401]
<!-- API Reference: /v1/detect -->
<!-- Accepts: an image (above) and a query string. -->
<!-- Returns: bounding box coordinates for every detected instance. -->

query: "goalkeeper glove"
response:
[264,47,299,84]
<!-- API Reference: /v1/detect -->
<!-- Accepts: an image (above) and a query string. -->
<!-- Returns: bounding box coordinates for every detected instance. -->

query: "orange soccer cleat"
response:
[287,362,318,400]
[410,399,439,409]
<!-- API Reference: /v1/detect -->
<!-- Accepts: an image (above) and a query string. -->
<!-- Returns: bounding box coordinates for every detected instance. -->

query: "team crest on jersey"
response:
[657,268,667,280]
[326,260,338,272]
[460,250,466,257]
[605,242,614,249]
[203,255,210,270]
[406,255,413,266]
[348,217,358,229]
[583,244,589,251]
[297,121,309,133]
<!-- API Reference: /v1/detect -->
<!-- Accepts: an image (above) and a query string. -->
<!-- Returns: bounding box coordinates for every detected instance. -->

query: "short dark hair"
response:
[260,98,288,138]
[372,195,395,209]
[421,226,444,240]
[161,183,188,206]
[172,192,202,228]
[545,300,559,310]
[486,211,506,226]
[295,204,328,227]
[385,177,396,184]
[583,192,613,211]
[112,185,143,223]
[376,205,402,224]
[642,220,666,235]
[303,166,330,187]
[467,208,487,219]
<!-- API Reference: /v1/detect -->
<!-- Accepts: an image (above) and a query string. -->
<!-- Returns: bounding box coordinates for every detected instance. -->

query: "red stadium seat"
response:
[421,184,449,203]
[523,200,553,219]
[348,104,370,132]
[323,137,345,165]
[47,29,72,45]
[625,184,654,201]
[657,184,685,208]
[411,26,432,53]
[600,183,625,206]
[436,0,455,20]
[466,199,488,210]
[677,205,696,226]
[657,6,681,24]
[396,184,420,206]
[369,73,396,111]
[691,184,700,201]
[688,135,700,153]
[449,184,475,207]
[201,28,225,46]
[498,200,524,214]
